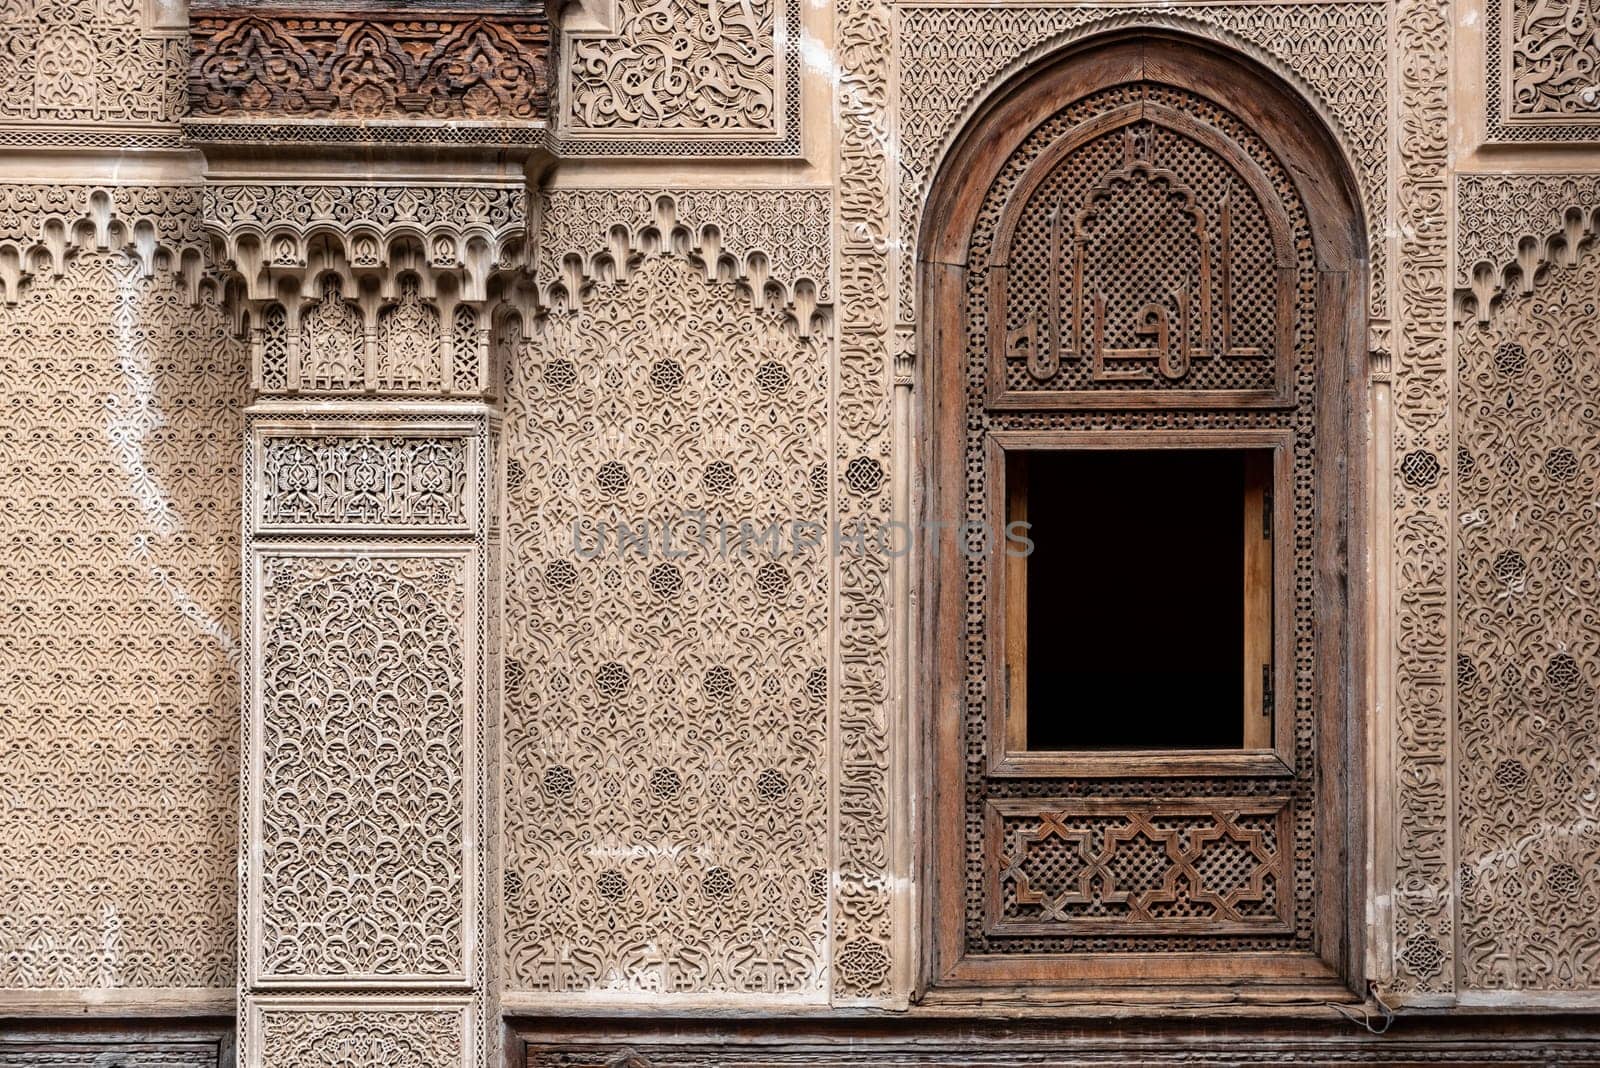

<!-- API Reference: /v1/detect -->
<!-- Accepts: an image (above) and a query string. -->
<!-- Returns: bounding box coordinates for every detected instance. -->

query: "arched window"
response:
[919,30,1368,1000]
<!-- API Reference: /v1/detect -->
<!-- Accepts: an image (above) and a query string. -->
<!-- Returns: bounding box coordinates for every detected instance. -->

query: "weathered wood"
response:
[513,1011,1600,1064]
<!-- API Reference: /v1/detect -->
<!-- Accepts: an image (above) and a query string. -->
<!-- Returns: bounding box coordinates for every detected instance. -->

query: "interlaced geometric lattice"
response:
[990,801,1290,934]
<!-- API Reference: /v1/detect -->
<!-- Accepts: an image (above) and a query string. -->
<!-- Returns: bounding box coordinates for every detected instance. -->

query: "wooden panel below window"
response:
[983,797,1293,937]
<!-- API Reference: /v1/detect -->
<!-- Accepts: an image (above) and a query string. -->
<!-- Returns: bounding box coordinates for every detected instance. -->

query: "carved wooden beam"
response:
[187,4,551,125]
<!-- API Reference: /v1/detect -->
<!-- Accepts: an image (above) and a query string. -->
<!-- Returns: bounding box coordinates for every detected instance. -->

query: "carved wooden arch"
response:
[916,29,1370,1002]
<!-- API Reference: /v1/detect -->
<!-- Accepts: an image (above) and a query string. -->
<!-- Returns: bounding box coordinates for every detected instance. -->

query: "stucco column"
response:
[204,182,532,1067]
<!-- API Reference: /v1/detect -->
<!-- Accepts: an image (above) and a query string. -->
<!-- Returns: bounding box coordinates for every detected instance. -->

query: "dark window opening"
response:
[1007,447,1273,751]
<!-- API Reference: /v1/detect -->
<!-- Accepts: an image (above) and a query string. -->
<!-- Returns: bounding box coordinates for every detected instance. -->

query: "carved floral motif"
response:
[188,10,550,121]
[502,254,829,995]
[0,188,244,991]
[1456,233,1600,991]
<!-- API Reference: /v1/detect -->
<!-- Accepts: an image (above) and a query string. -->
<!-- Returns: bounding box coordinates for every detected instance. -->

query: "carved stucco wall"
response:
[4,0,1600,1053]
[1450,174,1600,993]
[502,248,832,996]
[0,187,244,995]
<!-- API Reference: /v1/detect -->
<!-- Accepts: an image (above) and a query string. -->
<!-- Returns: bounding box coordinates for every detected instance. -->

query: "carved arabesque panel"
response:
[240,406,499,1063]
[0,0,184,142]
[254,553,469,985]
[1456,243,1600,991]
[0,224,244,990]
[556,0,802,156]
[502,254,829,995]
[1486,0,1600,142]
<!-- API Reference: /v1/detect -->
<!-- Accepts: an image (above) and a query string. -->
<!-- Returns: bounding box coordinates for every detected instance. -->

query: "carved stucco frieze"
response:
[0,185,243,993]
[1486,0,1600,142]
[556,0,801,155]
[186,8,551,122]
[204,184,532,298]
[0,185,211,305]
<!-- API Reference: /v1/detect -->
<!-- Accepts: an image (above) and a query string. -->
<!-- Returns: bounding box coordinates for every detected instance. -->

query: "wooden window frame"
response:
[916,31,1370,1003]
[987,428,1296,779]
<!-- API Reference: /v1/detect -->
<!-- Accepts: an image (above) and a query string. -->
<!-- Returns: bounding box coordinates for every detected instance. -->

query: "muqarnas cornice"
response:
[186,4,551,136]
[0,185,213,305]
[1486,0,1600,142]
[537,189,830,333]
[203,183,536,396]
[204,183,533,299]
